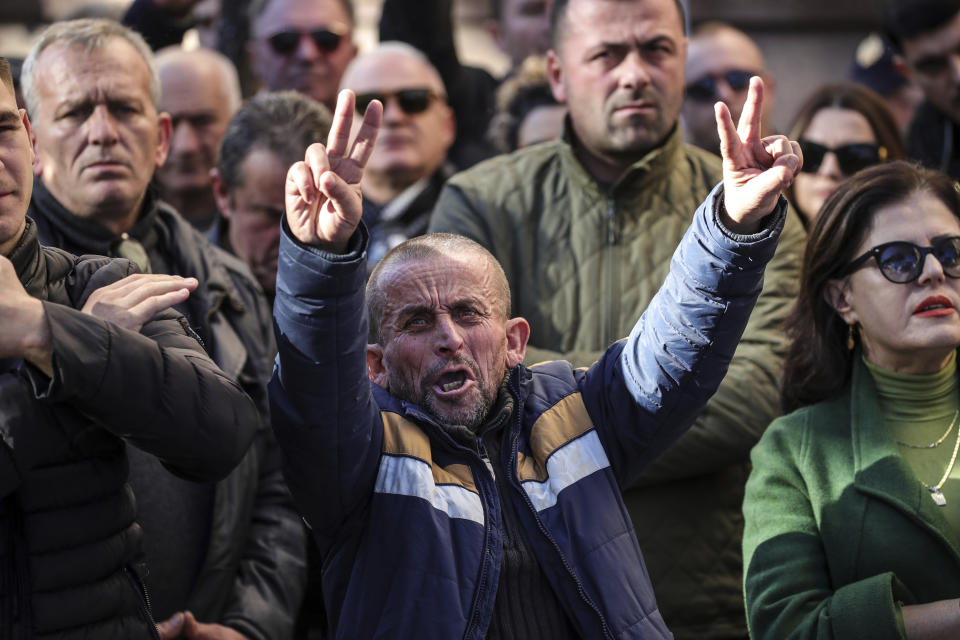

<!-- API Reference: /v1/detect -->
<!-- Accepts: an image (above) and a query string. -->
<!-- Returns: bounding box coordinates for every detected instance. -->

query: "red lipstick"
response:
[913,295,956,317]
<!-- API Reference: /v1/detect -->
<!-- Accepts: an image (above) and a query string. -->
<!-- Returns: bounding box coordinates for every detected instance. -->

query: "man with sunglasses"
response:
[248,0,357,111]
[341,42,456,267]
[429,0,805,637]
[681,21,775,157]
[885,0,960,179]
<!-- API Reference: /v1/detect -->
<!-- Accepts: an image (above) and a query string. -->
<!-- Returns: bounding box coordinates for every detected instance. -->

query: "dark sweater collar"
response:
[31,178,161,257]
[8,217,45,297]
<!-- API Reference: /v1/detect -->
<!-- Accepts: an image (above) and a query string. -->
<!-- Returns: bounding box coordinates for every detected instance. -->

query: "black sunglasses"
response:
[840,236,960,284]
[798,139,887,176]
[684,70,754,103]
[355,88,438,115]
[267,28,342,55]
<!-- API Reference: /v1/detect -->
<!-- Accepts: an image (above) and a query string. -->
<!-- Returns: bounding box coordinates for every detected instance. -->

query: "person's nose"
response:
[817,151,844,179]
[917,247,948,286]
[616,50,651,91]
[433,314,464,356]
[296,33,322,60]
[87,105,119,146]
[171,121,200,155]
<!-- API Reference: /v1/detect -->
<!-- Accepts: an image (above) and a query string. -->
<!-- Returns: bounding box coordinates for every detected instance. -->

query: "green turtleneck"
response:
[866,353,960,529]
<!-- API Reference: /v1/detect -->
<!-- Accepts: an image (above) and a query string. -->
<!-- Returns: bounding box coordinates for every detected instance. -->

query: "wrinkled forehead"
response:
[254,0,352,36]
[379,253,500,313]
[35,39,154,107]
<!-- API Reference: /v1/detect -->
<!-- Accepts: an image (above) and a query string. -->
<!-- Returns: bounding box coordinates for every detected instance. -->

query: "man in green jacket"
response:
[428,0,805,636]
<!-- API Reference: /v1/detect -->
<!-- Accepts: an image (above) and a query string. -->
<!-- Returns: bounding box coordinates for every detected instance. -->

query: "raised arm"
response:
[271,91,383,550]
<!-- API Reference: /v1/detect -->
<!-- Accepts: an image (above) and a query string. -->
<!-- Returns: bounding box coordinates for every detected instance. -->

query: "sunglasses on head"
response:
[267,28,343,55]
[684,70,754,103]
[355,88,438,115]
[798,139,887,176]
[840,236,960,284]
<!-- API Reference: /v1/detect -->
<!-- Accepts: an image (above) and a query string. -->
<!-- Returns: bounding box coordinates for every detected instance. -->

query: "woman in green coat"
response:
[743,161,960,639]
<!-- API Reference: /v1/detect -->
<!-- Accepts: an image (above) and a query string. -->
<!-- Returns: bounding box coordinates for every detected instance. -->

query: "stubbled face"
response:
[793,107,876,224]
[830,191,960,374]
[547,0,687,173]
[680,28,766,156]
[901,11,960,125]
[30,39,169,227]
[217,148,286,296]
[369,253,524,429]
[0,79,35,256]
[342,52,454,195]
[493,0,552,68]
[249,0,357,109]
[156,57,235,208]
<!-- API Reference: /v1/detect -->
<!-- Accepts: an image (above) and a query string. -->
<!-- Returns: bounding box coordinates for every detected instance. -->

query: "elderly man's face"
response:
[367,252,528,429]
[249,0,357,109]
[342,52,454,195]
[0,78,35,256]
[157,56,236,211]
[901,11,960,126]
[547,0,686,168]
[30,38,170,225]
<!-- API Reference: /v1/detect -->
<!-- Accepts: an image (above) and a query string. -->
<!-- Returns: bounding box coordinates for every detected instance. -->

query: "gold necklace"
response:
[918,417,960,507]
[897,410,960,449]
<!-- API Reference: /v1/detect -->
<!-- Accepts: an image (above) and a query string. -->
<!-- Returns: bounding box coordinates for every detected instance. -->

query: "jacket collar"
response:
[851,353,960,557]
[9,218,46,298]
[557,118,685,194]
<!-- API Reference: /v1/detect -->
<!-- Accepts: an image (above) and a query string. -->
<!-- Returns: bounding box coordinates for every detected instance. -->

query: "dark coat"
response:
[0,219,259,638]
[29,183,306,639]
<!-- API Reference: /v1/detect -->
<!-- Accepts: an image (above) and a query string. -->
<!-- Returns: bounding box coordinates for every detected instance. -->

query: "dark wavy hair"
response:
[781,161,960,412]
[786,83,907,225]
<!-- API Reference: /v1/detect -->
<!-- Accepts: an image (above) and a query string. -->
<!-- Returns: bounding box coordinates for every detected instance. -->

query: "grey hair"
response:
[341,41,447,96]
[218,90,332,189]
[366,233,512,345]
[156,46,242,113]
[22,19,159,117]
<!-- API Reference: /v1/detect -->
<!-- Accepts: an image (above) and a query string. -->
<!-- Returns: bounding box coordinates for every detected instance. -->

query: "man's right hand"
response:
[285,89,382,254]
[81,273,198,333]
[0,255,52,376]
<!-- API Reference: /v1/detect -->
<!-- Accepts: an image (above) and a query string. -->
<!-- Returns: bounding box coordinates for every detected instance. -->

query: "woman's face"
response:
[793,107,877,224]
[827,191,960,374]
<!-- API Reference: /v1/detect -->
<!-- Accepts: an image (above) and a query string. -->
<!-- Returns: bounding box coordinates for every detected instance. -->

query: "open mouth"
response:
[914,295,955,316]
[436,370,468,393]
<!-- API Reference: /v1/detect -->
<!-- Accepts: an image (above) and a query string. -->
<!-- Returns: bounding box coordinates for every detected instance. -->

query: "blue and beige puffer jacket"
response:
[270,185,786,639]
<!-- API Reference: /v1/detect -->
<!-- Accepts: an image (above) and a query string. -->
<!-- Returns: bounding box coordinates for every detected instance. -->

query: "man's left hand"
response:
[156,611,248,640]
[715,76,803,234]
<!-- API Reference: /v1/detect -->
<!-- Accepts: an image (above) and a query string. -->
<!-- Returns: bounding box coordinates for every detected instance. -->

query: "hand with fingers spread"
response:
[286,89,383,253]
[715,76,803,234]
[81,273,198,333]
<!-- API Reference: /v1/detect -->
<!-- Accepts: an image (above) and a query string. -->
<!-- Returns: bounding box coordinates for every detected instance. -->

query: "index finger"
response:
[736,76,764,142]
[326,89,356,158]
[715,101,740,163]
[348,98,383,169]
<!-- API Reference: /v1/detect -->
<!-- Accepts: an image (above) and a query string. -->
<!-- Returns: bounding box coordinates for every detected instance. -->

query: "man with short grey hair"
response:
[156,46,242,230]
[22,19,306,639]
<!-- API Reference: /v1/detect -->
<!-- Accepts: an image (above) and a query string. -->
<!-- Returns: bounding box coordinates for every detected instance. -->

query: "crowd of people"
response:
[2,0,960,638]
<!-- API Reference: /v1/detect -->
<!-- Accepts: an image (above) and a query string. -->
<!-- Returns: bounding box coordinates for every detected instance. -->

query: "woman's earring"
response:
[847,324,856,351]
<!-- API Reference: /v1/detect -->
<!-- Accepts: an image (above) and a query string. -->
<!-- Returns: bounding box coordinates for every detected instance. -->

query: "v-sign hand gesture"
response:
[285,90,384,253]
[715,76,803,234]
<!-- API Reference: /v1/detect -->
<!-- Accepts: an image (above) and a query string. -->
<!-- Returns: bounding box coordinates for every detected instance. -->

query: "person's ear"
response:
[505,317,530,367]
[155,112,172,168]
[893,54,912,82]
[211,168,232,219]
[546,49,566,104]
[20,109,36,167]
[367,343,390,387]
[824,278,859,326]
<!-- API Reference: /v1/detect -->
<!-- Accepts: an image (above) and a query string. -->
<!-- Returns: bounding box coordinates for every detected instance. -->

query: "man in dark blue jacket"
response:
[271,81,801,638]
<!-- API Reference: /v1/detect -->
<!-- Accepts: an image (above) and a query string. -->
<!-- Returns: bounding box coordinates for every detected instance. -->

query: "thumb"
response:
[156,612,185,639]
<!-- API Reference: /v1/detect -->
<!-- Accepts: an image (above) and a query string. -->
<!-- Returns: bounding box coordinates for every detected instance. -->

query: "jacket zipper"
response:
[604,198,619,346]
[461,439,496,640]
[125,566,161,640]
[507,381,614,640]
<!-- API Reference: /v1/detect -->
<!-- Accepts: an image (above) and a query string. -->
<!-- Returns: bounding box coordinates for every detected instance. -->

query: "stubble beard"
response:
[389,356,499,430]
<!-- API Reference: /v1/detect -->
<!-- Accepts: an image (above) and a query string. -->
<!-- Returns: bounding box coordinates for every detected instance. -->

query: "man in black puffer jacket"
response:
[0,57,259,639]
